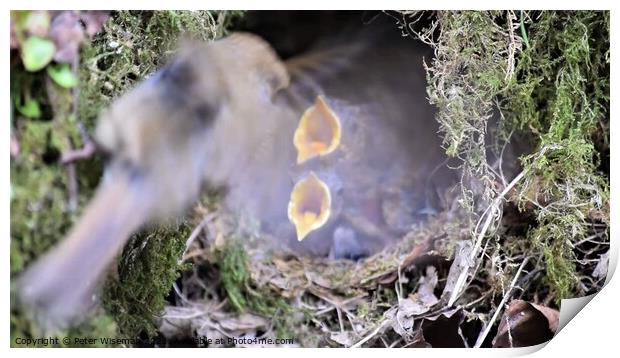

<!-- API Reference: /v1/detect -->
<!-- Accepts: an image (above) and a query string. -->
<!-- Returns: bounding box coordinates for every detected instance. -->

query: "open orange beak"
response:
[293,95,342,164]
[287,172,332,241]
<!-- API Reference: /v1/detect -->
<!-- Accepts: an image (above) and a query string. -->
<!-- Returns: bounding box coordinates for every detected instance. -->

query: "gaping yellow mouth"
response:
[287,172,332,241]
[293,95,342,164]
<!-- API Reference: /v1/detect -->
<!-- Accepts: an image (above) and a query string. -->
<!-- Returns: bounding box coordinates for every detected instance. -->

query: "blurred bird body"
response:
[16,30,455,328]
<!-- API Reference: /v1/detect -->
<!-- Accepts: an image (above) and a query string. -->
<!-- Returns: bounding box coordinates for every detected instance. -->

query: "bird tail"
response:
[15,173,154,331]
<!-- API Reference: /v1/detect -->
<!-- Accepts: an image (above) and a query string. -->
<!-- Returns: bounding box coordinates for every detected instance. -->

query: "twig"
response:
[505,10,518,81]
[473,257,530,347]
[172,282,192,305]
[448,170,526,306]
[63,54,87,210]
[336,307,345,333]
[61,140,97,164]
[458,325,470,348]
[351,320,390,348]
[65,147,79,211]
[314,294,366,316]
[346,311,360,334]
[182,213,215,259]
[573,232,609,247]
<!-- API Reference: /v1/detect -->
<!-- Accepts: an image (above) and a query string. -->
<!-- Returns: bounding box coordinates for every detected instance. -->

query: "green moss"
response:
[356,302,370,319]
[219,239,251,312]
[10,53,99,279]
[102,223,190,338]
[505,11,609,300]
[408,10,609,303]
[418,11,519,209]
[10,66,109,348]
[11,308,118,347]
[531,225,577,300]
[216,238,299,338]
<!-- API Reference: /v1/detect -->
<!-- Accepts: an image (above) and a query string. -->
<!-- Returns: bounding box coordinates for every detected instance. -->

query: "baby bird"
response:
[281,34,456,257]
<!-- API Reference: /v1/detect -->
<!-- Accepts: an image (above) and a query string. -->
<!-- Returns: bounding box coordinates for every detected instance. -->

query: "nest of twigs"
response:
[162,189,474,347]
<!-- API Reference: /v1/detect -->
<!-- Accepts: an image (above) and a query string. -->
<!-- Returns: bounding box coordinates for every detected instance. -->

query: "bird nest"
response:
[160,191,472,347]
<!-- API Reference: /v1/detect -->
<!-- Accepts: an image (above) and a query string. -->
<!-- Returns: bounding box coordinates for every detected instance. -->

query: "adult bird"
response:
[16,29,454,329]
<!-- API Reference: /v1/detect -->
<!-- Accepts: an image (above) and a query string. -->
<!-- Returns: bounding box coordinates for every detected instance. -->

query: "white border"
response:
[3,2,617,357]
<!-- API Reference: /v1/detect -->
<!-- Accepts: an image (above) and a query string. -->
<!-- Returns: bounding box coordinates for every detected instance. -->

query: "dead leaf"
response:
[330,331,355,346]
[386,266,440,338]
[492,300,559,347]
[217,312,268,332]
[441,240,473,301]
[394,300,417,334]
[529,302,559,333]
[376,271,398,284]
[593,250,609,280]
[415,266,439,307]
[306,270,333,289]
[399,237,433,269]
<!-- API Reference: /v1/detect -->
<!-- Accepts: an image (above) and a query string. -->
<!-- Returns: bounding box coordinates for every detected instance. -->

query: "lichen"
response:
[412,11,518,211]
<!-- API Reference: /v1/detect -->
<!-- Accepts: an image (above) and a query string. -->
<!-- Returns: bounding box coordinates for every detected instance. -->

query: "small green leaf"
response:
[17,98,41,118]
[47,64,78,88]
[21,36,55,72]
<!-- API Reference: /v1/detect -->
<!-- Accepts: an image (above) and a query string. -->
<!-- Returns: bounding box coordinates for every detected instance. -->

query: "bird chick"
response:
[287,171,332,241]
[293,95,342,164]
[281,34,458,258]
